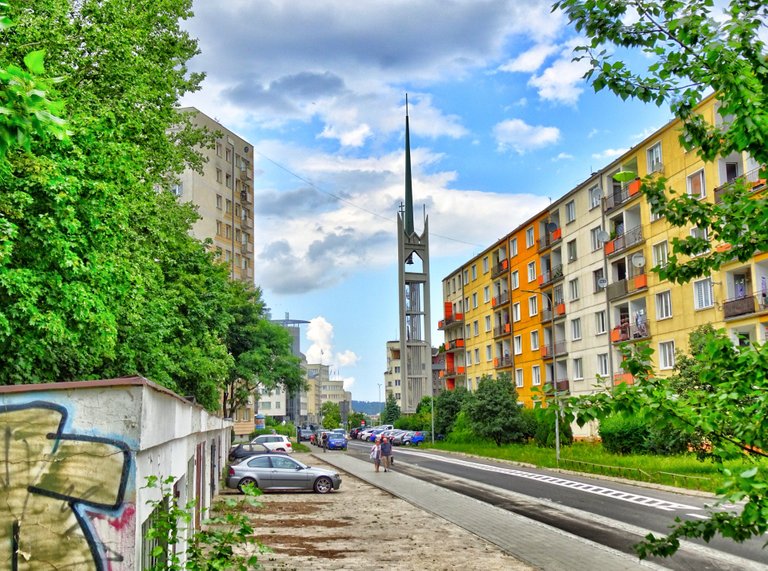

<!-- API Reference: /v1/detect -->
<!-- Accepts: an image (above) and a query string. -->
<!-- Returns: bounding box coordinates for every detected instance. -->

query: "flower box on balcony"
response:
[556,303,566,316]
[604,240,615,255]
[634,274,647,289]
[628,179,641,196]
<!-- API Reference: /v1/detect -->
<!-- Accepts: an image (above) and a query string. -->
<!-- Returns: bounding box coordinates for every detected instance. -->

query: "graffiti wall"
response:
[1,400,134,571]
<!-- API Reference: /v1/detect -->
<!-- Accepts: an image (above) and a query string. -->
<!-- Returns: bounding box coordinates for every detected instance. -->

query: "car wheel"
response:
[404,441,411,446]
[237,477,257,493]
[314,476,333,494]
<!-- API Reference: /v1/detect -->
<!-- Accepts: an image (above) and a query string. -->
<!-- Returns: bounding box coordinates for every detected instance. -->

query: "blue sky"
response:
[180,0,675,402]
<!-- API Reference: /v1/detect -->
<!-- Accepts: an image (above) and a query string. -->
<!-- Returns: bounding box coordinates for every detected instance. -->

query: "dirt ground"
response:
[226,453,533,571]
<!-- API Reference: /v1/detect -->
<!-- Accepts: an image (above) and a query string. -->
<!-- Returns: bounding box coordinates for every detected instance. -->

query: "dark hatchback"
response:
[228,442,279,463]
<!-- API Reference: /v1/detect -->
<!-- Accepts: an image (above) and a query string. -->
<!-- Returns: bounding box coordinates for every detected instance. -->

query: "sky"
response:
[180,0,676,402]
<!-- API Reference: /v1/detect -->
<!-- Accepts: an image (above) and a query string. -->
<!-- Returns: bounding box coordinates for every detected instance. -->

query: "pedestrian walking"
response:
[322,431,328,453]
[370,438,382,472]
[380,436,393,472]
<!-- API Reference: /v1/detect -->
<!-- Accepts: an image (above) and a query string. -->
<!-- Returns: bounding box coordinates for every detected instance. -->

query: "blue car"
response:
[327,433,348,450]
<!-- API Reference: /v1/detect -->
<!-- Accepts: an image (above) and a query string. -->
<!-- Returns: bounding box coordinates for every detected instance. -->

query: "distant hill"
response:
[351,400,383,415]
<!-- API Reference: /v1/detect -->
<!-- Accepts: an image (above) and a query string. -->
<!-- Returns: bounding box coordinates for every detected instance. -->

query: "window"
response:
[593,268,605,292]
[463,269,469,284]
[471,265,477,280]
[532,365,541,386]
[510,270,519,289]
[590,226,603,251]
[466,350,472,365]
[483,257,489,273]
[656,290,672,319]
[485,315,491,332]
[484,286,490,303]
[567,239,577,262]
[530,330,540,351]
[215,220,222,236]
[514,335,522,355]
[589,186,601,209]
[689,227,710,256]
[569,278,580,300]
[597,353,609,376]
[595,311,607,334]
[528,296,538,317]
[225,173,233,189]
[465,324,471,338]
[527,261,537,282]
[510,237,518,256]
[694,277,714,309]
[216,194,222,209]
[486,345,492,361]
[565,200,576,223]
[573,358,583,380]
[647,142,663,173]
[687,169,705,199]
[225,199,232,213]
[526,227,535,248]
[513,302,521,322]
[473,320,479,336]
[515,369,524,388]
[571,318,582,340]
[650,200,664,221]
[659,341,675,369]
[474,348,480,363]
[472,293,478,308]
[652,241,668,268]
[216,168,223,183]
[225,224,232,239]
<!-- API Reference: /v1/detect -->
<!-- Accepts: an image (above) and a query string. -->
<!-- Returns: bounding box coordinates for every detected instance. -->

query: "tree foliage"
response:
[320,401,341,429]
[381,393,401,425]
[435,386,470,436]
[463,374,525,447]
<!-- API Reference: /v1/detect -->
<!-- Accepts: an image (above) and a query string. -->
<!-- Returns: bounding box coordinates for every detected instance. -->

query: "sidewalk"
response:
[315,452,667,571]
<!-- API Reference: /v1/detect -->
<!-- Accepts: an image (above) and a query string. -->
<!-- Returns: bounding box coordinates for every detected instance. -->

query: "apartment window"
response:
[463,269,469,284]
[473,320,479,335]
[225,224,232,239]
[590,226,603,251]
[464,297,470,313]
[690,226,710,256]
[530,330,540,351]
[656,290,672,319]
[515,369,524,388]
[216,220,222,236]
[483,257,489,273]
[465,323,471,338]
[527,261,536,282]
[514,335,522,355]
[595,311,607,334]
[472,293,478,308]
[569,278,579,300]
[526,226,535,248]
[593,268,605,292]
[216,142,223,157]
[532,365,541,386]
[510,237,518,256]
[567,239,577,262]
[466,350,472,365]
[510,270,519,289]
[573,358,583,380]
[474,348,480,363]
[225,173,233,189]
[242,257,248,270]
[485,315,491,332]
[486,345,492,361]
[571,318,582,340]
[565,200,576,223]
[647,142,663,173]
[225,199,232,213]
[216,194,222,209]
[235,229,241,242]
[170,182,183,197]
[589,186,601,209]
[693,277,714,309]
[652,241,668,268]
[528,296,538,317]
[687,169,705,199]
[659,341,676,369]
[225,147,232,162]
[484,286,490,303]
[471,265,477,280]
[216,168,223,183]
[513,302,521,322]
[597,353,609,376]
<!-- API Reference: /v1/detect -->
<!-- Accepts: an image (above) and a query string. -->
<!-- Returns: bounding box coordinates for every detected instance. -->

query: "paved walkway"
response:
[315,452,666,571]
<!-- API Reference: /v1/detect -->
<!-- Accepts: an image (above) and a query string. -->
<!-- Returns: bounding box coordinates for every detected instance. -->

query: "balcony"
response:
[241,216,253,230]
[604,225,643,257]
[491,258,509,278]
[606,273,647,301]
[723,294,766,319]
[538,264,564,287]
[714,166,766,203]
[610,323,650,343]
[444,366,466,378]
[493,355,513,369]
[604,179,642,213]
[541,342,567,359]
[444,338,465,352]
[492,291,510,307]
[438,312,465,330]
[538,227,562,252]
[613,372,635,386]
[493,323,511,338]
[555,379,570,393]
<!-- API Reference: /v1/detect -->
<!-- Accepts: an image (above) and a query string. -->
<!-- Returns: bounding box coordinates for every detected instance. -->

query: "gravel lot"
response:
[227,452,532,571]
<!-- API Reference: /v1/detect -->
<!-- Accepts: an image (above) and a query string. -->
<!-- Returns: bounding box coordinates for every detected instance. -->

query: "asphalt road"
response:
[347,440,768,569]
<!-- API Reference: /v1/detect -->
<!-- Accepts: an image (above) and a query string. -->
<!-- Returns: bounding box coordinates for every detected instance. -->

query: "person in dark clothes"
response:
[380,436,393,472]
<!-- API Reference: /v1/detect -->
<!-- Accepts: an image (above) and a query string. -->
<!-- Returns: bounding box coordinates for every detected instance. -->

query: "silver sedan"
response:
[227,454,342,494]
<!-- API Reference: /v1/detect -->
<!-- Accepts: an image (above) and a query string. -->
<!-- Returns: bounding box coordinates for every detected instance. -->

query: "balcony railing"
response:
[493,355,513,369]
[493,323,511,338]
[722,294,765,319]
[541,342,567,359]
[714,166,766,204]
[604,179,642,212]
[555,379,570,393]
[604,225,643,256]
[607,273,647,301]
[492,291,510,307]
[610,323,650,343]
[538,227,562,252]
[438,312,465,330]
[444,366,466,378]
[444,338,465,352]
[491,258,509,278]
[538,264,564,287]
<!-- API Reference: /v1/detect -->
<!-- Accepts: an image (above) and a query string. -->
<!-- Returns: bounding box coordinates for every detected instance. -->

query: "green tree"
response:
[435,386,470,436]
[320,401,341,429]
[463,374,525,447]
[348,411,368,430]
[381,393,401,425]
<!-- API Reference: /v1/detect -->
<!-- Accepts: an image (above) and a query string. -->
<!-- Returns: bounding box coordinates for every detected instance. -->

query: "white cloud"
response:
[305,317,360,370]
[493,118,560,154]
[591,148,628,160]
[527,39,591,106]
[552,152,574,161]
[498,43,558,73]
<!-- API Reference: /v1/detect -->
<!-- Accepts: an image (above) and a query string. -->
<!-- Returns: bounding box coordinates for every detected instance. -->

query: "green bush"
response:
[599,413,690,456]
[249,422,296,441]
[444,411,479,444]
[533,408,573,448]
[519,407,538,441]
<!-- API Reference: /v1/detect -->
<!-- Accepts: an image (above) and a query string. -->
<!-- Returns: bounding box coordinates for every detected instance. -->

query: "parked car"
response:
[390,430,410,445]
[326,432,348,450]
[228,442,275,463]
[408,431,426,446]
[227,454,342,494]
[250,434,293,453]
[298,428,314,441]
[349,427,363,439]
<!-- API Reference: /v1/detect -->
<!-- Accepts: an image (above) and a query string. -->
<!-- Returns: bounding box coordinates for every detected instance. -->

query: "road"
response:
[347,440,768,569]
